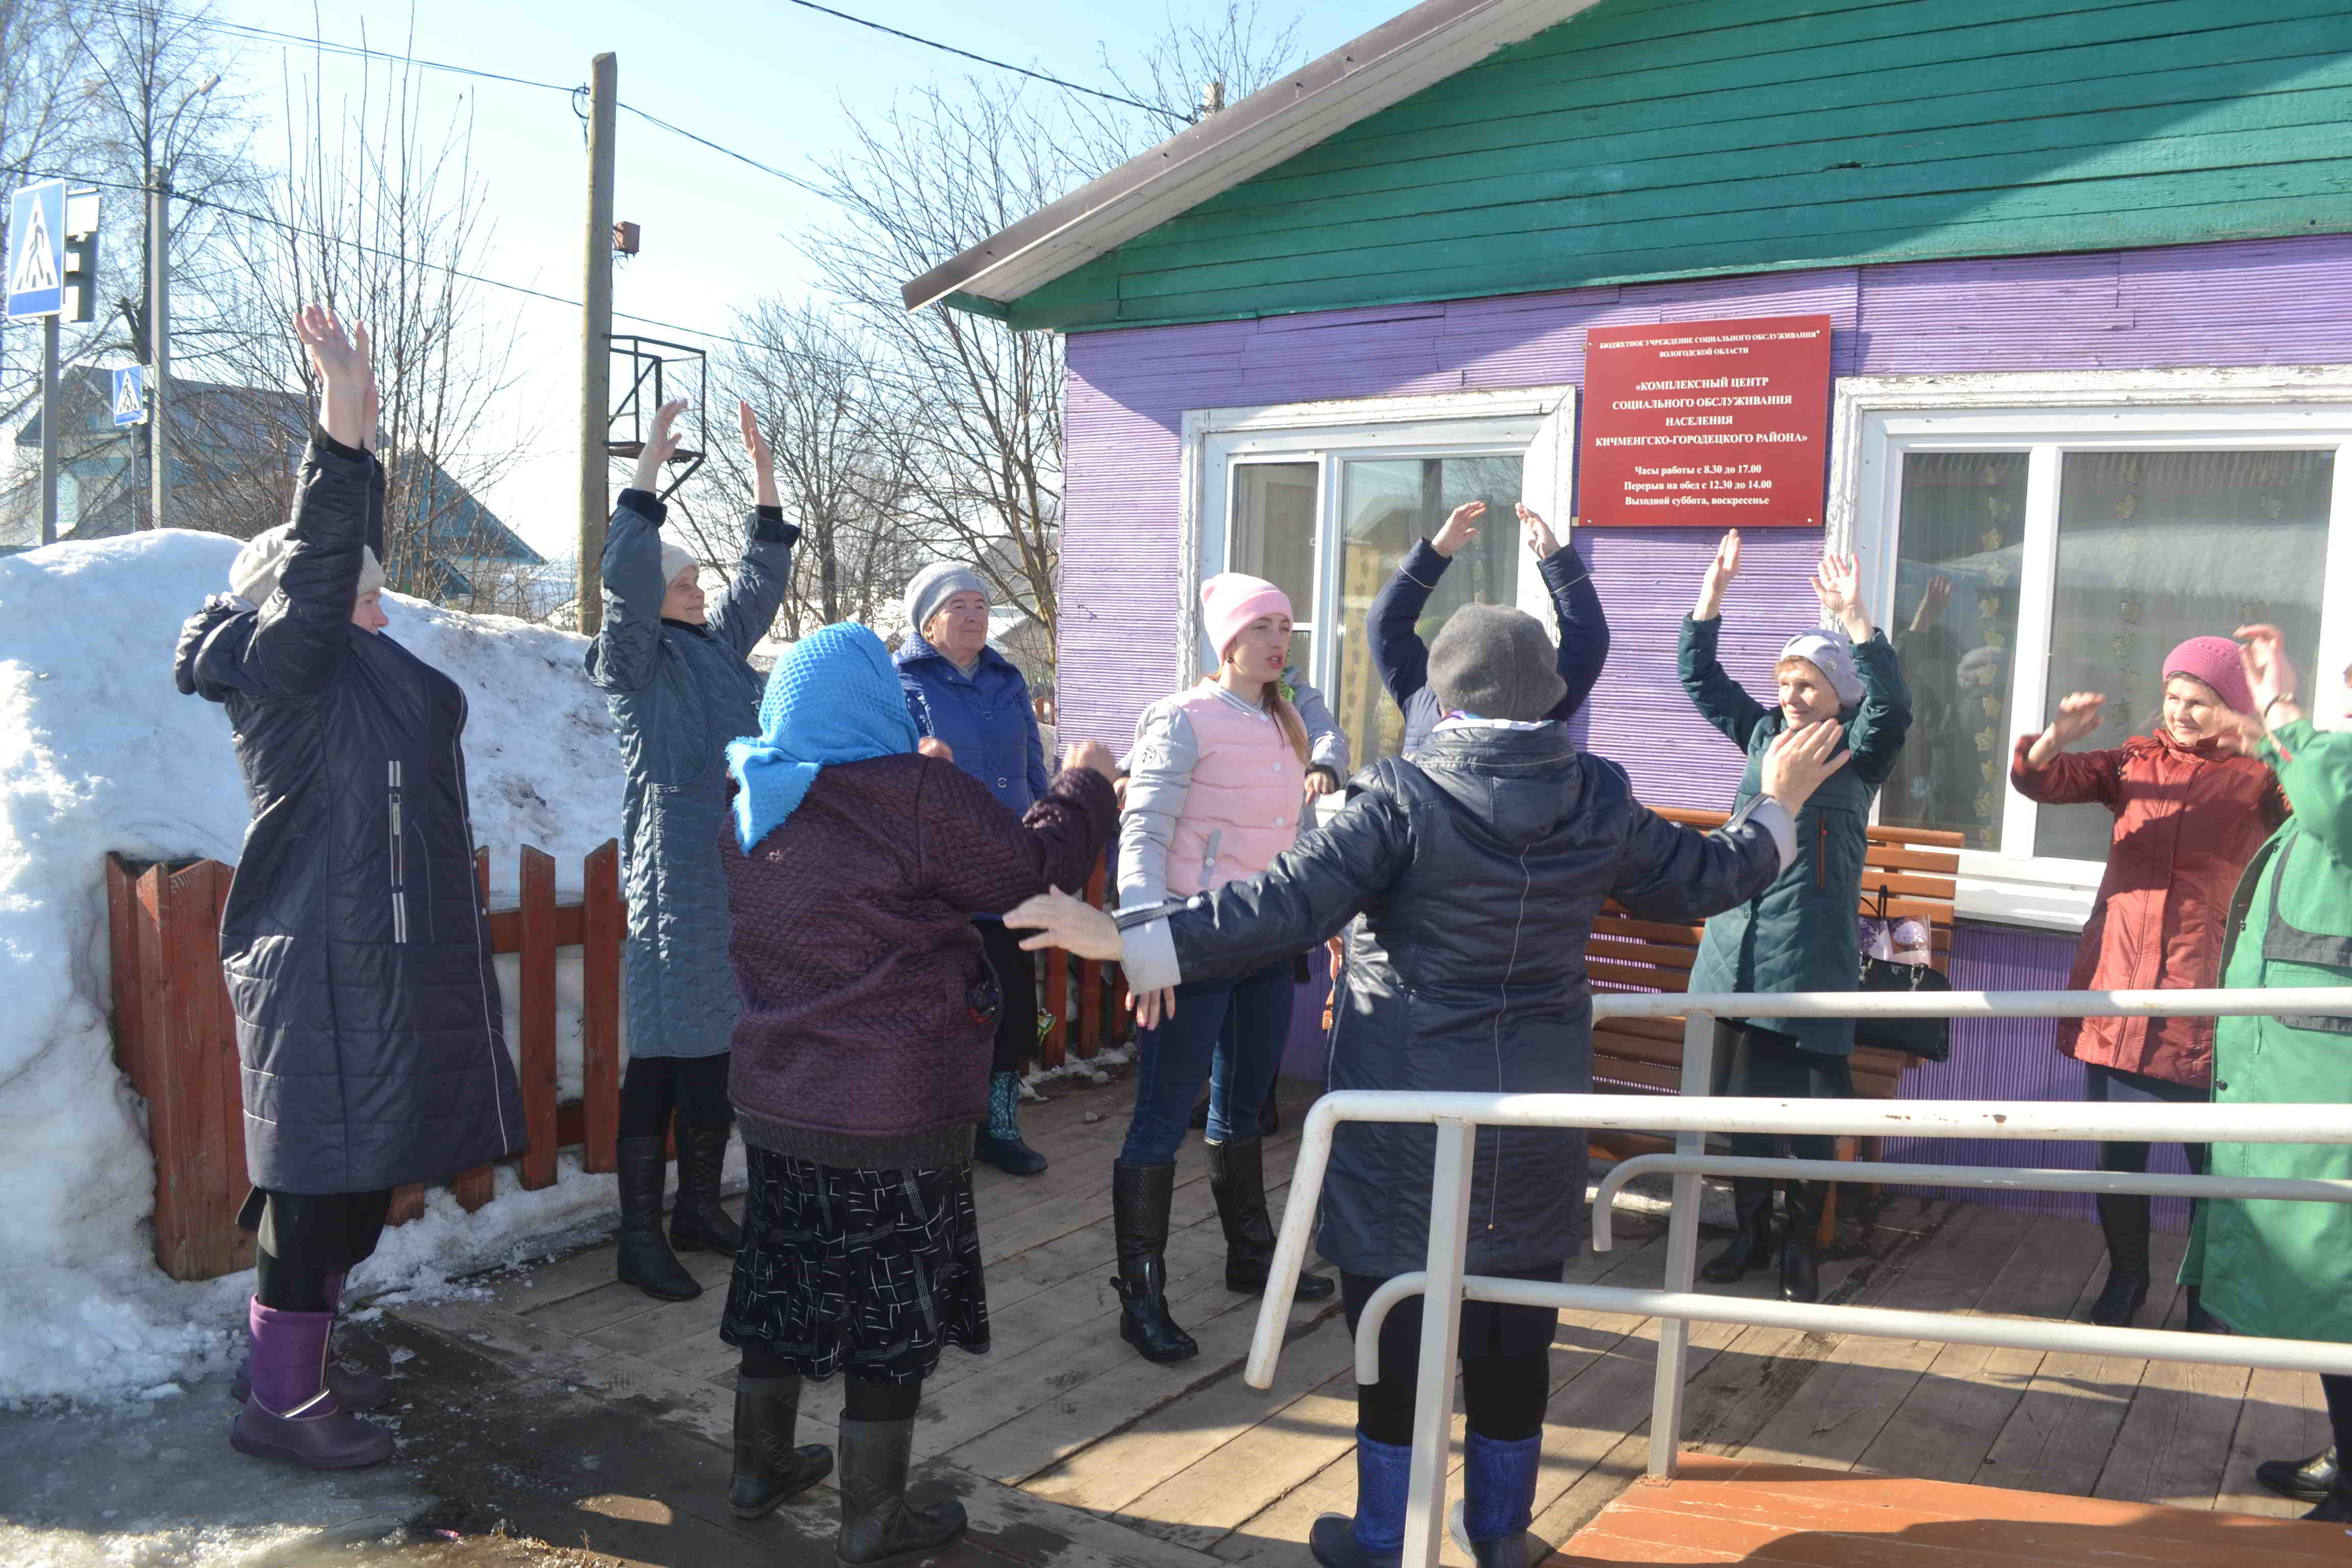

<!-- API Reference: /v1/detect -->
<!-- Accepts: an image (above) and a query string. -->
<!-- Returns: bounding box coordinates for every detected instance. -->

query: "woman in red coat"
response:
[2013,636,2288,1328]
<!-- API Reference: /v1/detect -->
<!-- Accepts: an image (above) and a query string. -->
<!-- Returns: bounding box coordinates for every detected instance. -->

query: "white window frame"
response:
[1828,365,2352,930]
[1178,386,1576,697]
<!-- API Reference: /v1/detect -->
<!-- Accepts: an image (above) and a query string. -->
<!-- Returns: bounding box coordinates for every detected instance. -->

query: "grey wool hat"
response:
[1427,604,1566,723]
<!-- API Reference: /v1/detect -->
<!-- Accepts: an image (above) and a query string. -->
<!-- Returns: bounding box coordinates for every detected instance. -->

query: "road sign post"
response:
[112,366,148,429]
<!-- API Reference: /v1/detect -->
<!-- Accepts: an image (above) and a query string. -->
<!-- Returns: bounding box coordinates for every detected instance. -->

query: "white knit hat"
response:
[659,541,697,587]
[228,523,386,607]
[1778,631,1865,708]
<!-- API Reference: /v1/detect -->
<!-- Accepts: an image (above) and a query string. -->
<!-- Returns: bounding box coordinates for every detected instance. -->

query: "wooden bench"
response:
[1585,808,1965,1237]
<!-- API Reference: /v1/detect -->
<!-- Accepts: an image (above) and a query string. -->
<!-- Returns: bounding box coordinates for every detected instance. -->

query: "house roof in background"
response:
[899,0,1597,314]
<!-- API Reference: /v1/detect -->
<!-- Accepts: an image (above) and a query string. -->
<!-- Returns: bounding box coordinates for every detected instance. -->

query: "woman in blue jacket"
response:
[586,398,795,1302]
[895,564,1057,1174]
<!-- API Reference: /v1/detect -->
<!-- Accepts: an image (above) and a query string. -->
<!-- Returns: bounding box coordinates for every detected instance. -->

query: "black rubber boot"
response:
[2304,1469,2352,1524]
[616,1136,702,1302]
[1208,1137,1334,1300]
[834,1415,965,1566]
[1700,1179,1778,1285]
[1778,1182,1826,1304]
[2257,1444,2338,1505]
[1111,1161,1198,1363]
[671,1122,744,1255]
[730,1373,834,1518]
[2182,1286,2231,1335]
[2088,1193,2151,1328]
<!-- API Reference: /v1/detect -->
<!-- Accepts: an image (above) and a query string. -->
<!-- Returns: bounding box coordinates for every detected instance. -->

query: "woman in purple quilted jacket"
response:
[712,622,1116,1566]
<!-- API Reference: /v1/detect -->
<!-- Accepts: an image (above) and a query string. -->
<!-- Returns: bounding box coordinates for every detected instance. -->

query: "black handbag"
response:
[1855,887,1952,1062]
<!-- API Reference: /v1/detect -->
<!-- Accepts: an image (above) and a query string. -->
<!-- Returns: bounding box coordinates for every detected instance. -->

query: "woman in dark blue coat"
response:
[1009,607,1853,1568]
[586,398,795,1302]
[894,563,1056,1174]
[1679,533,1912,1303]
[175,308,523,1471]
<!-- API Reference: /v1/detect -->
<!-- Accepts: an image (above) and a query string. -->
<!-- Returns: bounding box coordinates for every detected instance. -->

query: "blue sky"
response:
[202,0,1404,557]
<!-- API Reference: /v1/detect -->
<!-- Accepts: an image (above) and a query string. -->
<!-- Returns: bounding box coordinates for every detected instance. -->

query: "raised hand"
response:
[1759,719,1851,814]
[1909,574,1952,633]
[293,305,370,451]
[1516,502,1560,560]
[2026,692,2107,767]
[2236,624,2303,730]
[633,399,688,496]
[1064,739,1116,779]
[1812,552,1871,641]
[1431,500,1483,559]
[1695,530,1741,620]
[1006,887,1123,961]
[738,398,778,510]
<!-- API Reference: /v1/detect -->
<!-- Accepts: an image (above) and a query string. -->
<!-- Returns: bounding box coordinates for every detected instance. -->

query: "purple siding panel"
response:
[1886,923,2189,1229]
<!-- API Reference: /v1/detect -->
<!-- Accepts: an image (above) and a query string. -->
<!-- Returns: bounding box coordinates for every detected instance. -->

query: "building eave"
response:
[899,0,1600,317]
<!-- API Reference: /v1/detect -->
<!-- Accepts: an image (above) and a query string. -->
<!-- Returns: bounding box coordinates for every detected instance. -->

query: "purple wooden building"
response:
[904,0,2352,1216]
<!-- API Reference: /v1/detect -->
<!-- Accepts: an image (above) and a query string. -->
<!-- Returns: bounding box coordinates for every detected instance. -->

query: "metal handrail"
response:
[1243,987,2352,1568]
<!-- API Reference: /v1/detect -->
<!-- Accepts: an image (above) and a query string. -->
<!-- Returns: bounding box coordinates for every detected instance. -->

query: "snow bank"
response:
[0,530,632,1404]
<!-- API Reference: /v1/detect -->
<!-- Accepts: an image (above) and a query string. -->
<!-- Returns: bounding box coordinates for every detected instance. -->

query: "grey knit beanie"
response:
[229,522,386,607]
[1427,604,1566,723]
[904,560,988,642]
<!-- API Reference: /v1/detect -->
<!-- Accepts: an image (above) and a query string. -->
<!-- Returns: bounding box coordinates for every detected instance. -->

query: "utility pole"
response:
[146,171,169,532]
[576,52,617,635]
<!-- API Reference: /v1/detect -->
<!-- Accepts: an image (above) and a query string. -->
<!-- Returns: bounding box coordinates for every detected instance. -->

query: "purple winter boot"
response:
[228,1299,394,1469]
[229,1275,386,1409]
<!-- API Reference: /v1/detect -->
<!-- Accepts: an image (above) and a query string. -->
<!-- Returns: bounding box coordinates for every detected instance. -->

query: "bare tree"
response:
[799,7,1306,652]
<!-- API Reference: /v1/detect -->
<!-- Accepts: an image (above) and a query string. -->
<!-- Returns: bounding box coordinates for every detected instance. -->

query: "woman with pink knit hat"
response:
[1108,571,1339,1363]
[2013,634,2289,1328]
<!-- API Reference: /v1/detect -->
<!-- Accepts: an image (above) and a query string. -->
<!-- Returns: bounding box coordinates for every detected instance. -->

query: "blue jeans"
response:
[1120,959,1294,1164]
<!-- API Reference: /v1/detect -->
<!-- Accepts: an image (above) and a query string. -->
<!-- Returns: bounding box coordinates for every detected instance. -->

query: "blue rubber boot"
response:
[974,1070,1048,1176]
[1309,1432,1410,1567]
[1450,1431,1542,1566]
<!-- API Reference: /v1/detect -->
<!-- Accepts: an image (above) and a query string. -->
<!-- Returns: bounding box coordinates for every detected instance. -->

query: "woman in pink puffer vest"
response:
[1107,574,1340,1364]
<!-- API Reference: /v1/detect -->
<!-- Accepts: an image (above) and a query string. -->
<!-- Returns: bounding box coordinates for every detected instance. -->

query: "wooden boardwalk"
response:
[389,1072,2331,1566]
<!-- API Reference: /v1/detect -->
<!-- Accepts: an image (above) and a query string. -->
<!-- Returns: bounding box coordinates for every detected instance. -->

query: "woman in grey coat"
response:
[586,397,796,1301]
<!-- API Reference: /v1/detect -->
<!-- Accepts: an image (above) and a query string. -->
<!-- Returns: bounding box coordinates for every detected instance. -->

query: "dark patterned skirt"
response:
[720,1147,990,1384]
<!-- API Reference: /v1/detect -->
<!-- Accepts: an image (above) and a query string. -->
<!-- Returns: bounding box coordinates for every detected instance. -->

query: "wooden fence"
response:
[105,841,1122,1282]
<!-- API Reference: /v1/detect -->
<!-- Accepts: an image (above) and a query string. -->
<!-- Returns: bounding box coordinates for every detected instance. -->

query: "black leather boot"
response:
[2088,1193,2151,1327]
[2258,1444,2338,1505]
[1111,1161,1198,1363]
[615,1136,701,1302]
[729,1373,833,1518]
[1700,1179,1777,1285]
[671,1121,743,1255]
[2304,1468,2352,1524]
[1779,1182,1826,1304]
[834,1414,965,1565]
[1208,1137,1334,1300]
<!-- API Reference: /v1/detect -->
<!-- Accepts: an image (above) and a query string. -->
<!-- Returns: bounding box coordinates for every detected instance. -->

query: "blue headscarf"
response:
[725,622,919,852]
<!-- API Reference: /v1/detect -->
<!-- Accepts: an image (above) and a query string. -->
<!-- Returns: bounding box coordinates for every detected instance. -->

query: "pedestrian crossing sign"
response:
[111,365,146,428]
[6,181,65,320]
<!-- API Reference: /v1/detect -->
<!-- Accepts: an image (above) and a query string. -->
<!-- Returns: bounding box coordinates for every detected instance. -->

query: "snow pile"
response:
[0,530,633,1404]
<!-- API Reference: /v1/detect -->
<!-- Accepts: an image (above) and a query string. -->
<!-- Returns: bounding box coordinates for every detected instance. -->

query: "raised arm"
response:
[1681,531,1770,748]
[1812,553,1910,782]
[1522,506,1609,718]
[1366,500,1481,712]
[2240,625,2348,861]
[706,400,799,657]
[2011,693,2122,807]
[584,399,687,694]
[238,308,375,696]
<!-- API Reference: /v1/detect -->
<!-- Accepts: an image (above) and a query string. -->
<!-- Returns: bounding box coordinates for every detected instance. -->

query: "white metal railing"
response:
[1244,988,2352,1568]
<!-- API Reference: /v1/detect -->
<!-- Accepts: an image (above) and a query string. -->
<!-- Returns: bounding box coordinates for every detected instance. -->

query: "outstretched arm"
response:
[1523,506,1609,718]
[706,401,799,657]
[1365,500,1481,712]
[583,403,687,696]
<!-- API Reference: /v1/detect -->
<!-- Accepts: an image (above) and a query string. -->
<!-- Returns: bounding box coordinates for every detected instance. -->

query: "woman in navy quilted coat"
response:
[586,397,796,1302]
[174,307,523,1471]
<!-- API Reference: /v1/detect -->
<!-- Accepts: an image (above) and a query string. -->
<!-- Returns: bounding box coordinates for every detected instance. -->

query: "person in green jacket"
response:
[2183,623,2352,1522]
[1680,532,1912,1304]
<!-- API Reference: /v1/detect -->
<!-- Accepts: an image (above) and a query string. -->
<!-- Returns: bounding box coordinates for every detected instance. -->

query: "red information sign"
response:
[1578,314,1834,528]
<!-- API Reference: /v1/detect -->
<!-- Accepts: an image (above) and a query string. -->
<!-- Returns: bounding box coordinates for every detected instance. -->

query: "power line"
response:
[81,1,575,95]
[615,105,834,201]
[778,0,1190,125]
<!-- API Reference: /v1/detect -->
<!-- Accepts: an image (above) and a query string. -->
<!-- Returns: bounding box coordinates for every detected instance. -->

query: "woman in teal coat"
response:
[2185,624,2352,1522]
[1679,534,1912,1303]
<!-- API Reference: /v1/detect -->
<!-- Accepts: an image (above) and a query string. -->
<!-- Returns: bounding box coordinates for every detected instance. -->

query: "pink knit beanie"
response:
[1199,573,1292,664]
[2162,635,2254,715]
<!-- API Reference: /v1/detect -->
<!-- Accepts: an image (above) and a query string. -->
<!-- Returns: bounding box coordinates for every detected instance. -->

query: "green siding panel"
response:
[1000,0,2352,332]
